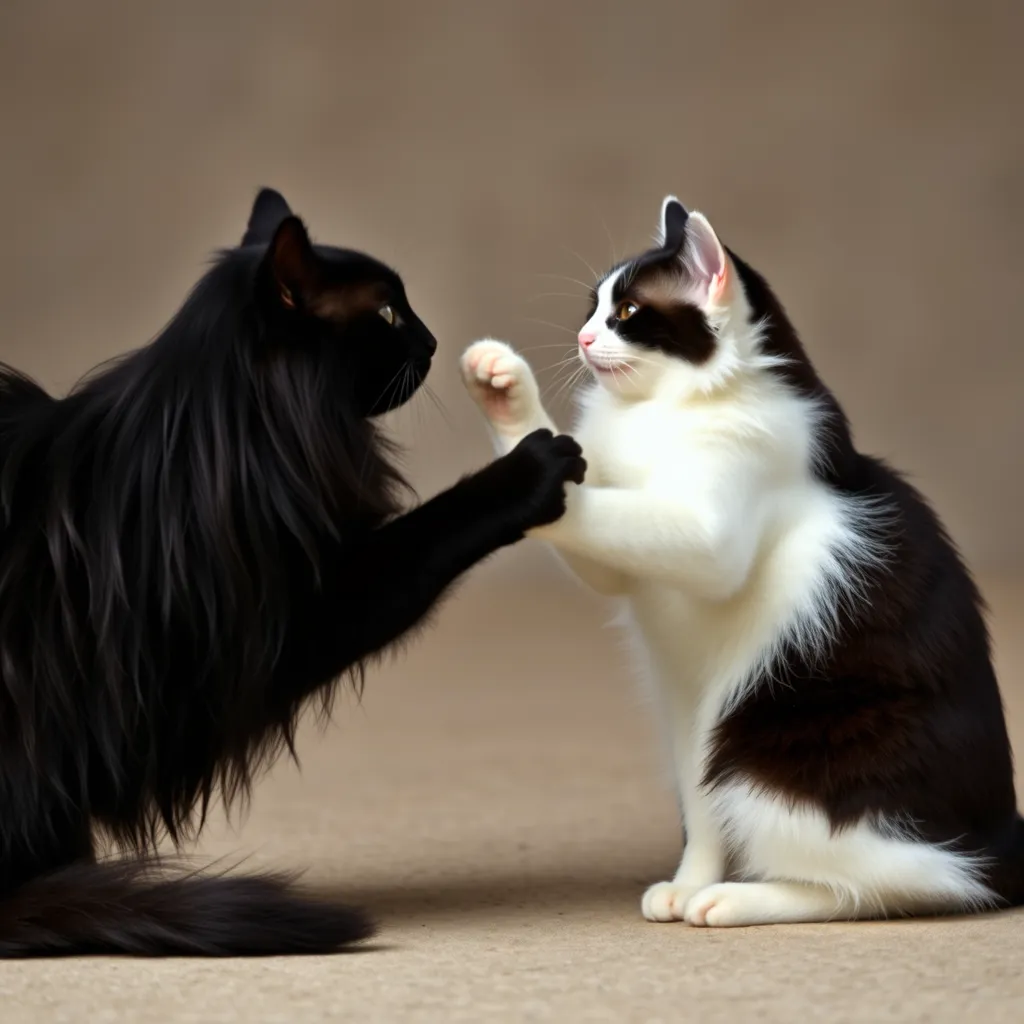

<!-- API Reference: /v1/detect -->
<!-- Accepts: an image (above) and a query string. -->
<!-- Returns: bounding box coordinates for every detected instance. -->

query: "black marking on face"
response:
[598,253,717,367]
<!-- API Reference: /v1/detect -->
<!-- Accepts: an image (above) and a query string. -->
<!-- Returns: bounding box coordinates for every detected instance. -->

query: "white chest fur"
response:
[573,382,859,715]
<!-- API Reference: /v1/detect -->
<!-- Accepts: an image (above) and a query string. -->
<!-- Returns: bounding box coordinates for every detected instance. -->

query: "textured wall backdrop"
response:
[1,0,1021,572]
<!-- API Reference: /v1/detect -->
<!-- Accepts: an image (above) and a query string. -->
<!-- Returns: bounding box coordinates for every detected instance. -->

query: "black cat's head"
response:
[577,197,773,401]
[240,188,437,417]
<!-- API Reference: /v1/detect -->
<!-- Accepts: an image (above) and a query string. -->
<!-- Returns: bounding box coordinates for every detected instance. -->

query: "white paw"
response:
[460,339,541,435]
[641,881,704,923]
[684,883,759,928]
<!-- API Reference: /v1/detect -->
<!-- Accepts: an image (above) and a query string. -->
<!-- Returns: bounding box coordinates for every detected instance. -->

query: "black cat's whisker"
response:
[395,365,414,428]
[369,363,411,418]
[395,362,413,406]
[393,364,417,428]
[423,384,456,432]
[410,369,431,434]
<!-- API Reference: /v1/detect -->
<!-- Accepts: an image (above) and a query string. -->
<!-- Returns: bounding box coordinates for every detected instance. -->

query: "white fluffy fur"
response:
[459,200,993,927]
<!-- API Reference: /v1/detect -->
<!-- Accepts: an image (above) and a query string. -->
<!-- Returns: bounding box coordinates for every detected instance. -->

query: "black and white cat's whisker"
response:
[543,367,584,403]
[522,342,585,353]
[560,245,601,284]
[546,363,589,405]
[533,272,594,294]
[542,352,582,373]
[600,217,620,267]
[538,346,581,374]
[540,365,576,404]
[539,358,585,400]
[542,349,585,379]
[524,292,595,303]
[520,317,578,337]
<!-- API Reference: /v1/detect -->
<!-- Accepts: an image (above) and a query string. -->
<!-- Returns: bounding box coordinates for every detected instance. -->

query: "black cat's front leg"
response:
[281,429,585,685]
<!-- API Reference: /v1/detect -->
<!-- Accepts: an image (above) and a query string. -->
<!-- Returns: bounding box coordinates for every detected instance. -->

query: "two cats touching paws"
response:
[458,198,1024,928]
[1,187,1018,957]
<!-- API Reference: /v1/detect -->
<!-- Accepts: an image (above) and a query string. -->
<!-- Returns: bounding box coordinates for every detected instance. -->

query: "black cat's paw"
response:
[502,428,587,529]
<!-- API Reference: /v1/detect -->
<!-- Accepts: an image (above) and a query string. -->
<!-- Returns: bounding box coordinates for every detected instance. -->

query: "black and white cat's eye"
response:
[378,304,397,325]
[616,301,639,321]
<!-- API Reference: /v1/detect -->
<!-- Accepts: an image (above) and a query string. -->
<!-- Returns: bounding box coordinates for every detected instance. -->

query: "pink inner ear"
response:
[685,213,728,306]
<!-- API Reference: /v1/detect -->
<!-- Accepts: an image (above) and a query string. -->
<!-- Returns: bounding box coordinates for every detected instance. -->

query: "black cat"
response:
[0,189,585,956]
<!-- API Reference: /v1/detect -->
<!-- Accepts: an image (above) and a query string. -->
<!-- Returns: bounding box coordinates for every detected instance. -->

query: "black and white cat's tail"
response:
[0,858,373,958]
[986,815,1024,910]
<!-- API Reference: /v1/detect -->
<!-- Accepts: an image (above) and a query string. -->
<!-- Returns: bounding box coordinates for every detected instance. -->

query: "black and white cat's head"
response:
[240,188,437,417]
[577,197,764,400]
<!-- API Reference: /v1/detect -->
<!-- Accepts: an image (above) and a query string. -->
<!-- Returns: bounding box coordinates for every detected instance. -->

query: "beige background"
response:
[2,2,1024,1021]
[2,0,1022,572]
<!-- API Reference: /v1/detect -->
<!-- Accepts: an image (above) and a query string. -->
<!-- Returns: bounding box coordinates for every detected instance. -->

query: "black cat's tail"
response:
[0,858,374,958]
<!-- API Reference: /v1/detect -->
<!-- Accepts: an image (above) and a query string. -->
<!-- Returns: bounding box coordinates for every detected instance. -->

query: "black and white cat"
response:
[461,197,1024,927]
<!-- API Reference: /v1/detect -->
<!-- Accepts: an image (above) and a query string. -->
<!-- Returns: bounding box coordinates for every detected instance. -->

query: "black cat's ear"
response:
[242,187,293,247]
[266,216,321,310]
[658,196,689,253]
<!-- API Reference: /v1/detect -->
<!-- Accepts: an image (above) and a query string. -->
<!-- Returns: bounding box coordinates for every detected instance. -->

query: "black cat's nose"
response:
[425,334,438,355]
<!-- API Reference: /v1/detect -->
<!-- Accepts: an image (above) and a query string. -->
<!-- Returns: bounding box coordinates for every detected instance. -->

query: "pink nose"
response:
[578,330,597,348]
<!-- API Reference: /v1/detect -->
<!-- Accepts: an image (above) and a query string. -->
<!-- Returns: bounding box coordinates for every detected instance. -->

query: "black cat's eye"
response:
[616,301,639,321]
[378,304,396,325]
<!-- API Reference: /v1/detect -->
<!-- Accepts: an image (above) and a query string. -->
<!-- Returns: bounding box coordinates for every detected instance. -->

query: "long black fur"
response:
[0,189,585,956]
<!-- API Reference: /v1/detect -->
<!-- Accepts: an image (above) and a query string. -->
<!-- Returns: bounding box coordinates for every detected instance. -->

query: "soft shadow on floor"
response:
[316,870,1024,930]
[313,865,653,923]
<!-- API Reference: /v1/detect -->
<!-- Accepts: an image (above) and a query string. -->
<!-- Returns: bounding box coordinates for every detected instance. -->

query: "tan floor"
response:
[3,568,1024,1023]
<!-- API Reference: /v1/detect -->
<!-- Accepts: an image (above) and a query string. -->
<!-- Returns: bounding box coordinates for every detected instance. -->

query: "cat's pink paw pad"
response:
[641,881,702,922]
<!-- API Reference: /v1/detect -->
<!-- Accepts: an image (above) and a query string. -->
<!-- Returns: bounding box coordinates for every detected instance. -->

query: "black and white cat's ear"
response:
[655,196,730,307]
[266,215,322,310]
[683,212,730,307]
[242,187,294,247]
[657,195,689,252]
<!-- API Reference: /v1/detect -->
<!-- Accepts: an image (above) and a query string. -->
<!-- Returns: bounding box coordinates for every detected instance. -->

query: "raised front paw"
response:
[460,339,542,437]
[641,881,705,923]
[500,428,586,531]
